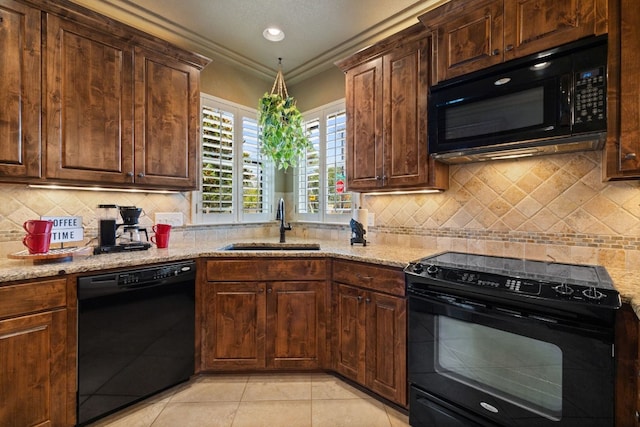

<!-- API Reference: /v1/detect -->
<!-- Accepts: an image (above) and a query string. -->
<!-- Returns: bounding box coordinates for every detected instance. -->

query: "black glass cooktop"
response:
[413,251,615,289]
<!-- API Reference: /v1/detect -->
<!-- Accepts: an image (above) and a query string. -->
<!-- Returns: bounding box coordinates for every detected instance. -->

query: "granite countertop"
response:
[2,238,639,318]
[0,238,433,283]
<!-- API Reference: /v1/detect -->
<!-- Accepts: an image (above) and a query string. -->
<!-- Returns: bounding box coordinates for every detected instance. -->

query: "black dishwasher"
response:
[77,261,196,426]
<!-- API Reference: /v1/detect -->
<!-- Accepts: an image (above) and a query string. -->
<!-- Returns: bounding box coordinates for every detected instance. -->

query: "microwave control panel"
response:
[574,66,606,127]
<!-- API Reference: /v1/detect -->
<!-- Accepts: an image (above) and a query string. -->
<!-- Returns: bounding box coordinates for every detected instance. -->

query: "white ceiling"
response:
[68,0,447,84]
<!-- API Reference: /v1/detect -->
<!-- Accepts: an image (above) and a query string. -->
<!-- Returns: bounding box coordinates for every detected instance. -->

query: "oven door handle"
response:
[410,291,568,326]
[409,290,612,339]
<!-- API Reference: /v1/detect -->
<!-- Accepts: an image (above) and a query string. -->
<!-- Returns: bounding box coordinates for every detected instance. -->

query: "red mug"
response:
[152,224,172,234]
[23,219,54,234]
[23,232,52,254]
[151,232,169,249]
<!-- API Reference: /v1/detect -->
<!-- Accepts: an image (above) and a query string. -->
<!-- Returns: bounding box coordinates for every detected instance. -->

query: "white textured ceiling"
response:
[68,0,447,84]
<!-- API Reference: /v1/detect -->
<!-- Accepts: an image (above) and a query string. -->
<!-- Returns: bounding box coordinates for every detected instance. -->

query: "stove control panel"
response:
[406,262,620,308]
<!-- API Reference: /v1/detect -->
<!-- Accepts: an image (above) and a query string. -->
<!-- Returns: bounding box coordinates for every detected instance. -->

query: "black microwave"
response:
[428,36,607,163]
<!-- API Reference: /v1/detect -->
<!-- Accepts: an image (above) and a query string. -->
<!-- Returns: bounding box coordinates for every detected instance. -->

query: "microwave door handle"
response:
[559,75,571,127]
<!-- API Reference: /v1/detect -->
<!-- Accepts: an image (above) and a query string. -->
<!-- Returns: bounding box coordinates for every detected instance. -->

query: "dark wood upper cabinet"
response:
[604,0,640,179]
[420,0,606,84]
[337,23,448,192]
[45,14,135,185]
[133,48,200,189]
[0,0,41,179]
[0,0,210,190]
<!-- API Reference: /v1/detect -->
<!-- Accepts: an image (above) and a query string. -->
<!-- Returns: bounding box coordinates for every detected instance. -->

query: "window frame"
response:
[294,99,353,224]
[193,94,273,225]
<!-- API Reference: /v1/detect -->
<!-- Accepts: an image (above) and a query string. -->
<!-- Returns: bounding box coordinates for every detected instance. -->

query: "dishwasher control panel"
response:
[78,261,196,300]
[117,263,194,286]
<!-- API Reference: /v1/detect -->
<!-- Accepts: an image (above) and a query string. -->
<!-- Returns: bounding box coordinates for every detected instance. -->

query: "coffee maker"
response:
[95,204,151,254]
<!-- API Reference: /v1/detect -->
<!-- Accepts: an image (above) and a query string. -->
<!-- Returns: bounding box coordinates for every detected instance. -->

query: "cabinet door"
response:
[433,0,504,82]
[605,0,640,178]
[0,0,41,179]
[365,291,407,406]
[333,284,365,382]
[0,310,67,427]
[345,57,384,191]
[614,304,639,427]
[134,47,200,190]
[266,281,327,369]
[201,282,266,370]
[383,39,429,189]
[504,0,596,61]
[45,14,134,184]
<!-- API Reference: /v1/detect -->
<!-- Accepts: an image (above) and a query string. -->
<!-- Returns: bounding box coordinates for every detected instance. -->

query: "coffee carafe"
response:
[118,206,149,244]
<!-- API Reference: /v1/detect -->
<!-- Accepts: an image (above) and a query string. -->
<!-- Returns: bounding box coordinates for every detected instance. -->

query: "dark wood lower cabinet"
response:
[267,281,327,369]
[202,282,266,370]
[0,278,71,426]
[200,259,328,372]
[332,260,407,406]
[333,283,407,406]
[199,257,406,406]
[615,303,640,427]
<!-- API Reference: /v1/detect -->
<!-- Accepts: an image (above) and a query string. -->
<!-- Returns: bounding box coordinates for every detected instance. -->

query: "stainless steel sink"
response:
[222,242,321,251]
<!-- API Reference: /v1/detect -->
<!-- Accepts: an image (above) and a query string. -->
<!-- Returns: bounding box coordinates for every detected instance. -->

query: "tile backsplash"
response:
[293,151,640,270]
[359,151,640,269]
[0,185,192,244]
[3,151,640,270]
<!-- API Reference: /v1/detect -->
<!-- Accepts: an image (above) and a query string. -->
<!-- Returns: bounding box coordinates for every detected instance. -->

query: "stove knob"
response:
[583,287,605,301]
[553,283,574,296]
[426,264,439,276]
[412,263,424,274]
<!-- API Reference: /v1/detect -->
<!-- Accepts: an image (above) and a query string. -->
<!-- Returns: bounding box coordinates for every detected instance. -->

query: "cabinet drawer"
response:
[333,260,404,297]
[207,258,327,281]
[0,278,67,319]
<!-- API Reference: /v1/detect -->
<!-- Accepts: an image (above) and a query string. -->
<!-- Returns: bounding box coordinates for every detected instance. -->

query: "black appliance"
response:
[95,205,151,254]
[77,261,196,425]
[405,252,620,427]
[428,35,607,164]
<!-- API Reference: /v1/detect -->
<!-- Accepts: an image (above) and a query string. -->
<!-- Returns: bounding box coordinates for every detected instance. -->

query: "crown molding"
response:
[68,0,448,85]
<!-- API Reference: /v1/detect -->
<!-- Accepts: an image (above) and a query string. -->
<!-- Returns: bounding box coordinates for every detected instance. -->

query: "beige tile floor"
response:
[89,373,410,427]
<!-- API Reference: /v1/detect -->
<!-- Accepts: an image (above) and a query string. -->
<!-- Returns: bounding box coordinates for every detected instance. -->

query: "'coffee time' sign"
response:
[41,216,84,244]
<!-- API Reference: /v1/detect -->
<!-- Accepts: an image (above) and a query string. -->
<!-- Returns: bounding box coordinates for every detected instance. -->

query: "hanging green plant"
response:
[258,60,311,170]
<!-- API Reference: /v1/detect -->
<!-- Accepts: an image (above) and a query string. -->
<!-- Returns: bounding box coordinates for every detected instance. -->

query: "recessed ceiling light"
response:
[263,27,285,42]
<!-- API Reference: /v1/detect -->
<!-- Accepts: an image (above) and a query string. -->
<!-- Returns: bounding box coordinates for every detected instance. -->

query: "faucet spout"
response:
[276,197,292,243]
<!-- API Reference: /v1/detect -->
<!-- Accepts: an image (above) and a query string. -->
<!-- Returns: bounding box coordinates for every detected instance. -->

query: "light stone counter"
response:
[0,238,434,284]
[2,239,639,319]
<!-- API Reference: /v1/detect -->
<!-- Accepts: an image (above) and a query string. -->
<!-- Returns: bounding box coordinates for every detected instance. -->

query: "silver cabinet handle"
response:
[492,48,500,56]
[624,153,637,160]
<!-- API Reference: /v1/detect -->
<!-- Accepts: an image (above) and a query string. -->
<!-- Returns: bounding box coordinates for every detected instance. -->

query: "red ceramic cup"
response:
[23,219,54,234]
[23,232,52,254]
[151,232,169,249]
[152,224,172,234]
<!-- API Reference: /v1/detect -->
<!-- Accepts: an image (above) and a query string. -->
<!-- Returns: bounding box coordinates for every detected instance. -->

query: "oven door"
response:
[408,290,615,427]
